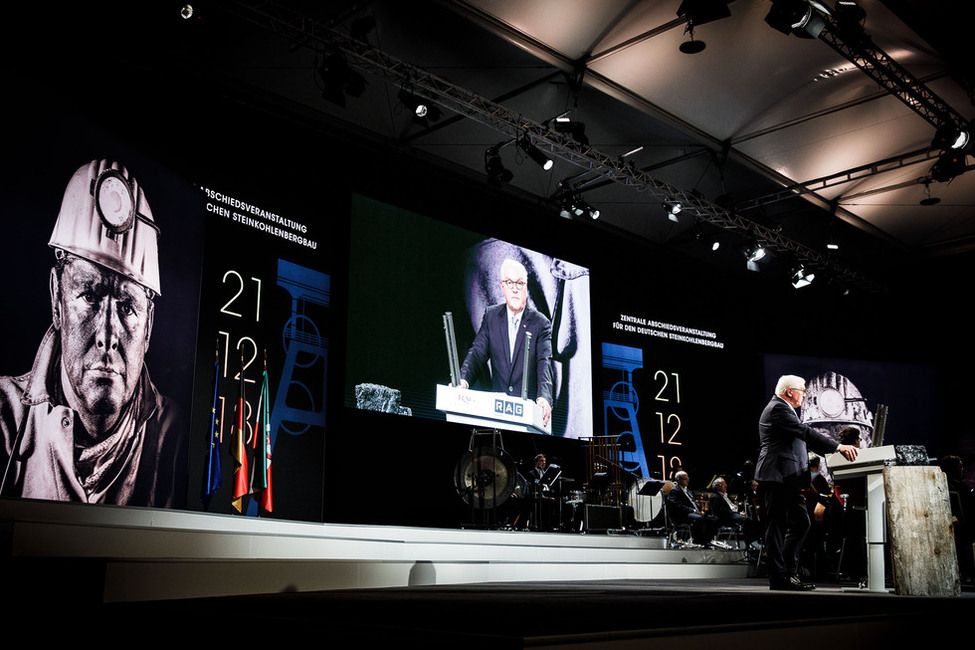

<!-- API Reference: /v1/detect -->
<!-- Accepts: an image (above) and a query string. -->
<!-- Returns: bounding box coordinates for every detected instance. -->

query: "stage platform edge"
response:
[1,497,751,603]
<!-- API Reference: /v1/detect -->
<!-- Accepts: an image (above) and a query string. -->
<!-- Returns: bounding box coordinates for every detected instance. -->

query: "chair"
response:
[715,524,743,549]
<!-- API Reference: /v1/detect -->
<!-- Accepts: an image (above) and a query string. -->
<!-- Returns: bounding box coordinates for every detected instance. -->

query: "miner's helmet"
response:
[48,160,162,296]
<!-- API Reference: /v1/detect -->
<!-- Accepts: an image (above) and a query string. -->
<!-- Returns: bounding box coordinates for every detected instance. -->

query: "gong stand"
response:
[455,428,512,529]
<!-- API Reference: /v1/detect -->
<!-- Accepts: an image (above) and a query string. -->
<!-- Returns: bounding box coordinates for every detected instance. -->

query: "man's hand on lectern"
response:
[537,397,551,427]
[837,444,859,462]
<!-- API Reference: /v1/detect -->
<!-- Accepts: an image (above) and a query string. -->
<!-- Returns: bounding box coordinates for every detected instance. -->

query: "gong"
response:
[454,446,519,509]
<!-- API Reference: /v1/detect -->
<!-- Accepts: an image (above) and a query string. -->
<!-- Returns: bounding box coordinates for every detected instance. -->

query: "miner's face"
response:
[52,257,153,419]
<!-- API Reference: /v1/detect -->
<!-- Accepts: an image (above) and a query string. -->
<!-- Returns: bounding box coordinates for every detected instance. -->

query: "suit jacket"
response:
[755,395,838,487]
[707,492,741,525]
[665,485,700,523]
[460,303,553,404]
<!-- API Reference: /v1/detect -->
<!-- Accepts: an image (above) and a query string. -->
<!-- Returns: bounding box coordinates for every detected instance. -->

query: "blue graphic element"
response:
[271,259,330,439]
[601,342,648,477]
[246,259,329,517]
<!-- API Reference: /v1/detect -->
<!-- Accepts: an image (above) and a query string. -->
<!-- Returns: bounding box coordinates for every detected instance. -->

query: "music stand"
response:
[637,479,669,530]
[638,479,667,497]
[587,471,612,496]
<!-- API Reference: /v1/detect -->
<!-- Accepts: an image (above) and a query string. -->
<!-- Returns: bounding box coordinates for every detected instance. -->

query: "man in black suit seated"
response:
[666,470,716,546]
[708,476,757,546]
[756,375,859,591]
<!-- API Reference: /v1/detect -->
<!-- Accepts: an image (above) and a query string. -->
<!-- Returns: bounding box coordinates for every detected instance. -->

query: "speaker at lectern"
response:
[437,311,551,434]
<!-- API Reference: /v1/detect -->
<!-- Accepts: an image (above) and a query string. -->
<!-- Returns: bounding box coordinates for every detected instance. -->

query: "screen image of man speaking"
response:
[0,159,183,507]
[459,258,553,428]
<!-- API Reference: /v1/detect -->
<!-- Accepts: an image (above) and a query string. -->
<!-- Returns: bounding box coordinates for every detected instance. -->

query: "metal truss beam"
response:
[818,13,969,135]
[217,1,886,293]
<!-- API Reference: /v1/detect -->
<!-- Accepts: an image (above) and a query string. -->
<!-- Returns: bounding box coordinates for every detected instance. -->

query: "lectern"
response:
[435,384,551,434]
[826,444,897,592]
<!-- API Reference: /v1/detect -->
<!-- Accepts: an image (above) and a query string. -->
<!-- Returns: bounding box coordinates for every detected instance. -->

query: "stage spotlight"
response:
[551,115,589,146]
[930,150,968,183]
[579,199,599,220]
[180,4,195,20]
[318,52,366,107]
[398,88,442,124]
[791,265,815,288]
[833,0,866,37]
[931,123,971,152]
[694,227,721,251]
[560,195,599,220]
[484,146,513,188]
[518,137,554,171]
[765,0,826,39]
[663,201,682,222]
[744,243,766,271]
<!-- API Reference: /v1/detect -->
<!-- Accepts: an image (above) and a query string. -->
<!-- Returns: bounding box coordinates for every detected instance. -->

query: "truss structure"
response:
[216,1,967,295]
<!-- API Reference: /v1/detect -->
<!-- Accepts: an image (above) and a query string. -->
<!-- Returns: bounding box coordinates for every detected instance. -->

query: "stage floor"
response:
[94,576,972,648]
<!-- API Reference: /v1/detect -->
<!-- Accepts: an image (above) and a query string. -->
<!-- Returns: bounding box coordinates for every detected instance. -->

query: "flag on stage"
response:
[231,358,249,513]
[251,358,273,512]
[203,347,222,504]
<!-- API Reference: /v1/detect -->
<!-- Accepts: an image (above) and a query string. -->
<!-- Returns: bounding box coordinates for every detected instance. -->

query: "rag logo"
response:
[494,399,524,417]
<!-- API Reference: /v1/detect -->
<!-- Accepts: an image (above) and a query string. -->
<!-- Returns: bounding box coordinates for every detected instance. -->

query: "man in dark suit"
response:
[756,375,859,591]
[460,258,553,427]
[666,470,716,545]
[708,476,757,545]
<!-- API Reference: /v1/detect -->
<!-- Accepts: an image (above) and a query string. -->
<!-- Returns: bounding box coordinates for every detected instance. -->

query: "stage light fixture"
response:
[398,88,442,125]
[931,123,971,152]
[764,0,827,39]
[833,1,866,36]
[791,265,815,288]
[318,52,366,107]
[663,201,682,222]
[694,227,721,251]
[551,115,589,146]
[744,243,766,271]
[559,195,599,220]
[484,146,513,188]
[518,137,554,171]
[930,150,968,183]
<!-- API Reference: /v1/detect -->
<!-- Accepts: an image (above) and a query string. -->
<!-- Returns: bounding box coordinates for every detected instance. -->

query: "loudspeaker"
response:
[582,504,622,531]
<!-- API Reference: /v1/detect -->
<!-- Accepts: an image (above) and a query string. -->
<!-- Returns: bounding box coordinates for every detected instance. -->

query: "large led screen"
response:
[0,103,330,522]
[762,353,940,462]
[343,195,594,440]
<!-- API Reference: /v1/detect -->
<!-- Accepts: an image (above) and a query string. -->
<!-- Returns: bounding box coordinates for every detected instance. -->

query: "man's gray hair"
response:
[499,258,527,281]
[774,374,805,396]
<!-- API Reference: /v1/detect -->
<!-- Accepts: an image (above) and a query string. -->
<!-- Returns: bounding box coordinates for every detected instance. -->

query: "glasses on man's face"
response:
[501,279,526,290]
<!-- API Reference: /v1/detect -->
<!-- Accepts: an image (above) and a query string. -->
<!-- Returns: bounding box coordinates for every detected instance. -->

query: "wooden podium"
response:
[436,384,551,435]
[827,446,960,596]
